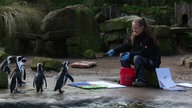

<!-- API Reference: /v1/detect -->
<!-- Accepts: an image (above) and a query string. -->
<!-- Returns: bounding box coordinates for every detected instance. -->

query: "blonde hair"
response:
[130,17,159,46]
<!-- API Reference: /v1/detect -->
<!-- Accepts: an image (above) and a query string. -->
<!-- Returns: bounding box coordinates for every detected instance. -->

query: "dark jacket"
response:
[114,32,161,68]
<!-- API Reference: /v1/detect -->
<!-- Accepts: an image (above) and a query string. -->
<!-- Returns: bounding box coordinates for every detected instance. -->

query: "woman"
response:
[107,17,161,87]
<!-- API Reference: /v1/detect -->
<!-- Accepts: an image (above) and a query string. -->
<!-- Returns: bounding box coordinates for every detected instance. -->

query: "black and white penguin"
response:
[20,57,27,82]
[54,61,74,93]
[0,56,13,74]
[9,56,25,93]
[33,63,47,92]
[9,68,21,93]
[15,56,27,86]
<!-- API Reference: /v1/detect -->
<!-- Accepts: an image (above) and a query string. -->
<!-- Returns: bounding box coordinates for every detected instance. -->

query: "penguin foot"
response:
[14,89,20,93]
[41,89,44,92]
[59,89,64,94]
[22,81,26,84]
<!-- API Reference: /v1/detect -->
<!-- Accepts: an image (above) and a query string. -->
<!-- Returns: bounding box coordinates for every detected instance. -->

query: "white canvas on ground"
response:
[159,77,176,88]
[155,68,173,88]
[155,68,183,91]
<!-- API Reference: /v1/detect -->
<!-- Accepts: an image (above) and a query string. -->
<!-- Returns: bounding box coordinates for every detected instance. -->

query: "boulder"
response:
[0,51,10,62]
[103,31,127,43]
[0,51,10,89]
[0,72,8,88]
[40,5,101,57]
[99,15,155,32]
[159,38,177,55]
[145,69,159,88]
[31,57,62,72]
[152,25,173,39]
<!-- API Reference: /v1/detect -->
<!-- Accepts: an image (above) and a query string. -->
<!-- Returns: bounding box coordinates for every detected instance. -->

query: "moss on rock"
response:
[99,15,155,33]
[0,72,8,88]
[145,69,159,88]
[83,49,96,59]
[99,19,127,32]
[152,25,172,39]
[41,5,101,57]
[31,57,62,72]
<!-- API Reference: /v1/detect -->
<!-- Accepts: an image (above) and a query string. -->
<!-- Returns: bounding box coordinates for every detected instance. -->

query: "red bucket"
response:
[120,67,135,86]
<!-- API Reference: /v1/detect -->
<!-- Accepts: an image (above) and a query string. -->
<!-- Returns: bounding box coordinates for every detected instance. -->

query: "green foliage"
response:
[144,7,161,15]
[0,4,43,38]
[0,0,17,6]
[49,0,83,9]
[121,4,143,14]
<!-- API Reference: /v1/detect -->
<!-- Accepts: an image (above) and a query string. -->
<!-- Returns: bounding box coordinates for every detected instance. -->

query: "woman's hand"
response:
[107,49,114,56]
[121,52,130,60]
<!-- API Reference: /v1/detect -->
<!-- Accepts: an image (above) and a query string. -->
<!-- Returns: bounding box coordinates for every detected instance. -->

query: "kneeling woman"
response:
[107,17,161,87]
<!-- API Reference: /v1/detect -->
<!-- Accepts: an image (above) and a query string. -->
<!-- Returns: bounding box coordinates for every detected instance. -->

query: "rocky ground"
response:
[67,52,192,83]
[1,52,192,108]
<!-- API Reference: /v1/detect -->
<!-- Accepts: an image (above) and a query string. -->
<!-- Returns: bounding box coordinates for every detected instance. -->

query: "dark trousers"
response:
[120,55,154,82]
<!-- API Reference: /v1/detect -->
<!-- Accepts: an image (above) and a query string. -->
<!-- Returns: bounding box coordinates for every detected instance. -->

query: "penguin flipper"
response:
[9,70,16,79]
[23,69,26,80]
[66,74,74,82]
[5,66,11,74]
[44,76,47,87]
[33,77,36,88]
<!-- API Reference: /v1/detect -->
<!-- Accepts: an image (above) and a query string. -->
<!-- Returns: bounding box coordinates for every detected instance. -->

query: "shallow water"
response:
[0,74,191,108]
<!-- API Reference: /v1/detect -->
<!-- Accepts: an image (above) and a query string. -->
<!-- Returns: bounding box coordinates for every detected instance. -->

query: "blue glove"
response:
[121,52,130,60]
[107,49,114,56]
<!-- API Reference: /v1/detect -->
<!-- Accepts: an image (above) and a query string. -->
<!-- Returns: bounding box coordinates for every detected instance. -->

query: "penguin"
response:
[33,63,47,92]
[15,56,26,86]
[20,57,27,82]
[0,56,13,74]
[9,56,25,93]
[54,61,74,94]
[9,68,21,93]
